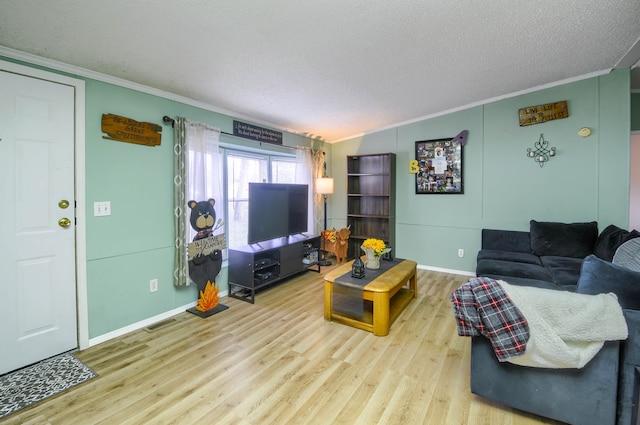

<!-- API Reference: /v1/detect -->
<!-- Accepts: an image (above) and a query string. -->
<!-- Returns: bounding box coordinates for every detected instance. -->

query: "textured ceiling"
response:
[1,0,639,142]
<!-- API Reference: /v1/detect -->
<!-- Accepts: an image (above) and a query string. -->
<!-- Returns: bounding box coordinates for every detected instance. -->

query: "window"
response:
[225,150,297,248]
[271,157,296,183]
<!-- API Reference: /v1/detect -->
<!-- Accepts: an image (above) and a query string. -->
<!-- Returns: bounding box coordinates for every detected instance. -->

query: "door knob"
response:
[58,217,71,228]
[59,200,70,209]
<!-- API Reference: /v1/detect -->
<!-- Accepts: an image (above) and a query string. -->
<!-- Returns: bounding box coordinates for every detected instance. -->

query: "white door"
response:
[0,70,77,374]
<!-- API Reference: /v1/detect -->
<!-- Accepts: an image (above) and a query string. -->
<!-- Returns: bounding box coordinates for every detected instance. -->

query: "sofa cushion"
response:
[489,275,563,290]
[539,255,584,269]
[477,249,542,265]
[593,224,639,262]
[476,258,553,282]
[547,267,582,287]
[481,229,531,252]
[576,255,640,310]
[539,256,583,286]
[530,220,598,258]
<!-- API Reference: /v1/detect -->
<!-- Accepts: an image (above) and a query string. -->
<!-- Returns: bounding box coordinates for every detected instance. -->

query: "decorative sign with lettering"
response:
[518,101,569,127]
[187,234,227,261]
[233,120,283,145]
[101,113,162,146]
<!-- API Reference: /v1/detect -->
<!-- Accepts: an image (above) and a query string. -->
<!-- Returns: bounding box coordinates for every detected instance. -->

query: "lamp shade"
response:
[315,177,334,195]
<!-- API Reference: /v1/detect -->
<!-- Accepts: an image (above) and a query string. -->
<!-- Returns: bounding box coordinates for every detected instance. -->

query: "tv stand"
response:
[228,234,321,303]
[249,242,265,250]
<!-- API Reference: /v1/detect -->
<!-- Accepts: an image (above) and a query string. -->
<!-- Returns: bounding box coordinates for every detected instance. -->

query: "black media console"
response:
[228,234,321,303]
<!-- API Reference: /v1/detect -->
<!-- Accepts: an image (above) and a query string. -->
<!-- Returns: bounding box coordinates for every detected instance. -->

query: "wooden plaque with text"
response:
[518,101,568,126]
[102,114,162,146]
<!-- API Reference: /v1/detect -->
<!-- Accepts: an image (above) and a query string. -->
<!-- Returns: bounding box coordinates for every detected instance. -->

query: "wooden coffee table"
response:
[324,259,417,336]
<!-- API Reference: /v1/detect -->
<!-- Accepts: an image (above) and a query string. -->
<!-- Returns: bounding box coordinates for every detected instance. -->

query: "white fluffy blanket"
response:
[498,280,628,369]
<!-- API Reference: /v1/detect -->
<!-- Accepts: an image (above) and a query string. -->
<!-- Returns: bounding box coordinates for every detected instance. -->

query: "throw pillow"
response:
[613,238,640,272]
[530,220,598,258]
[576,254,640,310]
[593,224,636,262]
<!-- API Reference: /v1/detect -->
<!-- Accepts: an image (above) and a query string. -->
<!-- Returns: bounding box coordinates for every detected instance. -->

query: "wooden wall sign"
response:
[233,120,283,145]
[518,101,568,127]
[102,113,162,146]
[187,234,227,261]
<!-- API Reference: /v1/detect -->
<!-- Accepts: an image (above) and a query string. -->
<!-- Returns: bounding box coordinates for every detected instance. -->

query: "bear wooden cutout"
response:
[187,199,227,317]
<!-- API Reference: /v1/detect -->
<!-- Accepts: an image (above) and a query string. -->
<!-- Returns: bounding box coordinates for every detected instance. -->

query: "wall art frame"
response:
[415,138,464,194]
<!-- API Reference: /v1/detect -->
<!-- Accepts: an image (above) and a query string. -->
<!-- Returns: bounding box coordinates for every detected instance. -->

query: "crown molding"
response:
[0,46,619,145]
[615,36,640,68]
[330,68,613,143]
[0,45,301,136]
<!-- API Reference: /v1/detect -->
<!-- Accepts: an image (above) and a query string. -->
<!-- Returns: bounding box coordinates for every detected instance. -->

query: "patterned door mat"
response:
[0,353,97,419]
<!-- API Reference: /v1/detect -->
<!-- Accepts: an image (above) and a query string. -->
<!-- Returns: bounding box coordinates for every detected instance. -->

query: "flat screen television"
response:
[248,183,309,244]
[287,184,309,235]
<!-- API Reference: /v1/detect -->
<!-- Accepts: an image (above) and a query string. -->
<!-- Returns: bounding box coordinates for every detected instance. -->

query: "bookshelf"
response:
[346,153,396,259]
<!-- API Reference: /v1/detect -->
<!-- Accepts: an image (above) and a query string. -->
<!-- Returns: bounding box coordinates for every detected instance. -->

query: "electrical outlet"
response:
[458,248,464,258]
[150,278,158,292]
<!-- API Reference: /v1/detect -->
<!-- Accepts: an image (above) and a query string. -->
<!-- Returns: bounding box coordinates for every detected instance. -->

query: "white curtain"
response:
[312,150,326,234]
[295,148,314,233]
[173,117,223,286]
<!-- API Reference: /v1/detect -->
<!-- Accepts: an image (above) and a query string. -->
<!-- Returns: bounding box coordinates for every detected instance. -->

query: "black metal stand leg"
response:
[319,194,332,266]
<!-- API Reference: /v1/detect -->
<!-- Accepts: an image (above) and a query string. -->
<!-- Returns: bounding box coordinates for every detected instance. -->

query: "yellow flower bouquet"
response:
[322,228,337,243]
[361,238,387,257]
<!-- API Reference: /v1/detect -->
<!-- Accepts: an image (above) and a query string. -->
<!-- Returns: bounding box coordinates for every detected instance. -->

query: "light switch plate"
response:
[94,201,111,216]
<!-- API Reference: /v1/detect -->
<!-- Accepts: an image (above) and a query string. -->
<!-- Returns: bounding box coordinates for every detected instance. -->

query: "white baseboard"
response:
[417,264,475,277]
[88,290,228,347]
[87,265,471,348]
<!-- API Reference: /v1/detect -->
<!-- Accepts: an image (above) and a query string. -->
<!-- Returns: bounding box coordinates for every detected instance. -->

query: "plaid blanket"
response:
[451,277,529,361]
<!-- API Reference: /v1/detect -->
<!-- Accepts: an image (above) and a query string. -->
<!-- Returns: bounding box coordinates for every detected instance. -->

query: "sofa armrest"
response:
[470,336,619,425]
[618,309,640,425]
[481,229,531,252]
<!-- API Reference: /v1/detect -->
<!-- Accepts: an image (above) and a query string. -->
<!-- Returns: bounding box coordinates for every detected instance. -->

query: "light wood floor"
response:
[3,266,563,425]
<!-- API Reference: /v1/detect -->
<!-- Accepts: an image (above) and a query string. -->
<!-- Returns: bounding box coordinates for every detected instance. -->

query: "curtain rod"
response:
[162,115,319,153]
[162,115,233,137]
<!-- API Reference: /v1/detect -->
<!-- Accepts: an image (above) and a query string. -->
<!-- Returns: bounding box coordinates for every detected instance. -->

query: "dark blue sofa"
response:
[472,221,640,425]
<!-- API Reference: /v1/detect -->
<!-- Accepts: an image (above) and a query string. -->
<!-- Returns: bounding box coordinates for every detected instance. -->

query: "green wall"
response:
[84,81,192,337]
[329,69,631,273]
[1,54,323,339]
[83,80,322,337]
